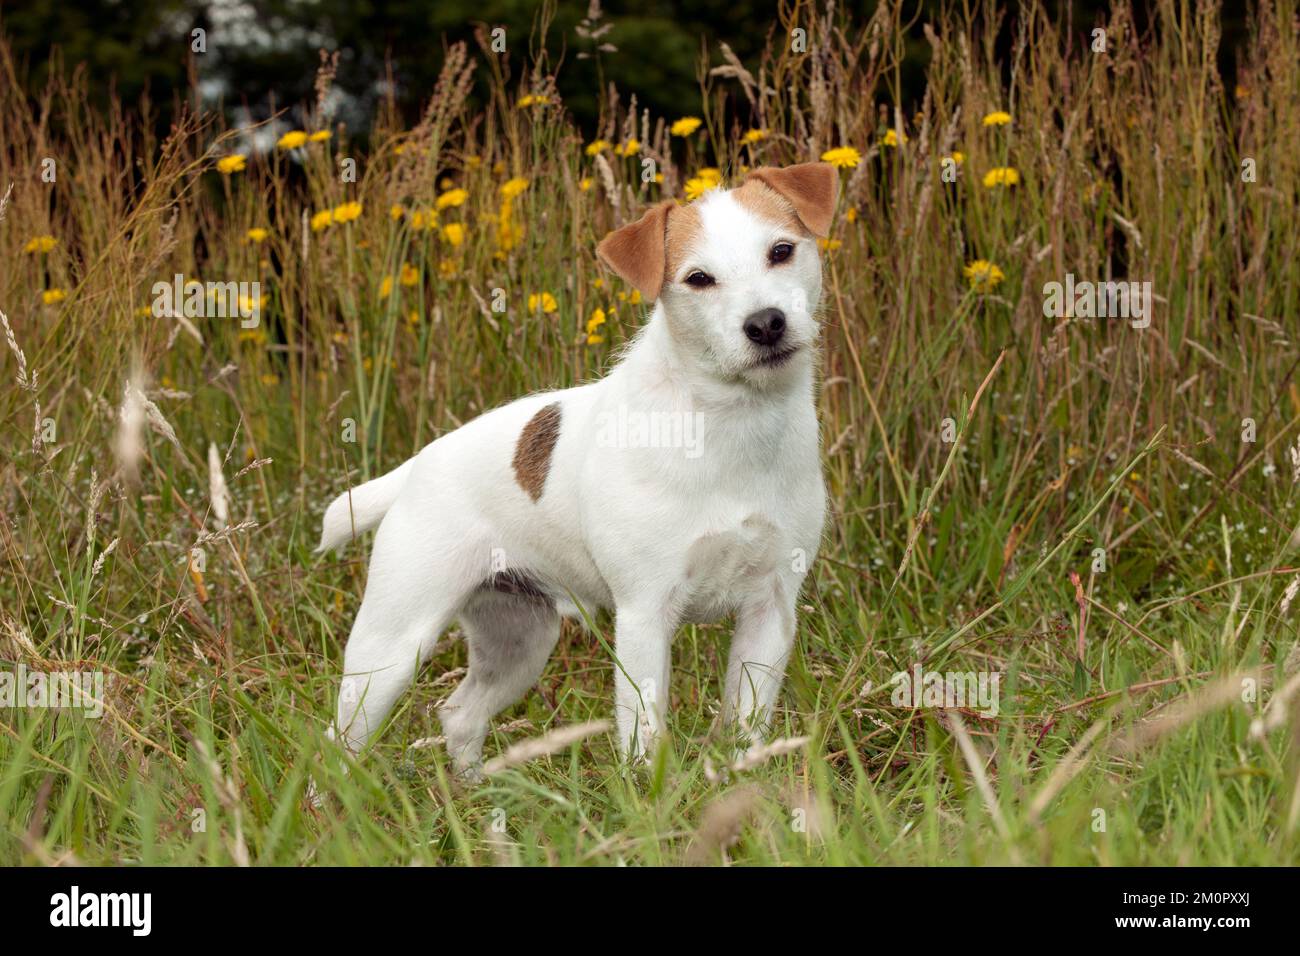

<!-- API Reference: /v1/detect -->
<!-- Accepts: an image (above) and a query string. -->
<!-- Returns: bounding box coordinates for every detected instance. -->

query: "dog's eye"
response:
[768,242,795,265]
[684,271,715,288]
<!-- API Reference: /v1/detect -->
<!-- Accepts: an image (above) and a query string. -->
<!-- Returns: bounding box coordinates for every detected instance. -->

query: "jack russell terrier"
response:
[318,161,835,777]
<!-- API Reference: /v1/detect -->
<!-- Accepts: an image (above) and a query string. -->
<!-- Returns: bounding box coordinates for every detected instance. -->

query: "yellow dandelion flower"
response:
[23,235,58,254]
[696,167,722,184]
[982,167,1021,188]
[409,208,438,230]
[578,177,593,192]
[527,292,558,314]
[517,94,551,108]
[500,177,529,200]
[846,207,858,223]
[438,259,457,279]
[41,288,66,305]
[406,309,421,326]
[390,204,405,220]
[277,130,308,149]
[586,308,607,335]
[332,201,363,223]
[379,275,394,299]
[399,262,419,286]
[946,151,965,166]
[436,188,469,210]
[239,328,267,344]
[585,139,611,156]
[820,146,862,169]
[817,238,842,252]
[670,117,703,137]
[442,222,465,246]
[617,139,641,157]
[627,289,642,305]
[217,154,247,174]
[685,176,720,201]
[880,128,907,147]
[982,111,1012,127]
[246,227,269,243]
[260,373,280,386]
[310,209,334,231]
[309,130,331,142]
[741,128,768,145]
[394,142,408,155]
[963,259,1006,292]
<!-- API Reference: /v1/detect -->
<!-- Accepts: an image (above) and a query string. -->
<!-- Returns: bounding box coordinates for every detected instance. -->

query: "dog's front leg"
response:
[723,583,798,752]
[612,605,675,763]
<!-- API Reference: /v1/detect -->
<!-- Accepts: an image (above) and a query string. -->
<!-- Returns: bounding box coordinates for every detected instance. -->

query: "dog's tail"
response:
[317,458,416,553]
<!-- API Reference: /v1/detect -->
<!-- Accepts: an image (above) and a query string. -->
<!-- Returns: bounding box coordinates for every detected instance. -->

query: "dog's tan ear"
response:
[596,200,676,301]
[744,162,838,237]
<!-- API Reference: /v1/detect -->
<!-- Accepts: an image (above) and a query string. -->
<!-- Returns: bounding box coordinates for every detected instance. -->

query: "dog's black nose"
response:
[743,308,786,347]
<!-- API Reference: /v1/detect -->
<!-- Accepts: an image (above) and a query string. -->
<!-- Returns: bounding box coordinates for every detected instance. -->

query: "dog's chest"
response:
[677,512,784,621]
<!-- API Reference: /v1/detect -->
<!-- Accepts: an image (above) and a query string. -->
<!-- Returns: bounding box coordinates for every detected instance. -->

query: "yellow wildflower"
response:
[442,222,465,246]
[982,167,1021,188]
[379,276,394,299]
[23,235,57,254]
[309,130,331,142]
[438,259,457,279]
[880,128,907,147]
[963,259,1006,292]
[527,292,558,314]
[400,262,419,286]
[585,139,611,156]
[217,154,247,174]
[390,204,405,220]
[820,146,862,169]
[517,94,551,108]
[246,227,269,243]
[578,177,593,192]
[982,111,1012,127]
[310,209,334,231]
[684,176,720,201]
[670,117,703,137]
[587,308,607,335]
[741,128,768,145]
[436,188,469,210]
[500,177,530,200]
[277,130,308,149]
[41,288,66,305]
[332,201,363,223]
[617,139,640,157]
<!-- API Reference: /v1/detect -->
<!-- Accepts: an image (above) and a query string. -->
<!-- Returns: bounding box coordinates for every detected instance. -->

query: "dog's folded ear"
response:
[744,162,838,238]
[596,199,676,301]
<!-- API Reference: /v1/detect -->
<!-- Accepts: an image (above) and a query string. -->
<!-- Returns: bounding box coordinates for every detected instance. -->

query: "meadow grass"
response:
[2,0,1300,865]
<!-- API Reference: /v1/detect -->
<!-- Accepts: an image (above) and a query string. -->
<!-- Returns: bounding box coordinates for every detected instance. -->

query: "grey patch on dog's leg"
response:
[438,588,561,777]
[512,402,562,502]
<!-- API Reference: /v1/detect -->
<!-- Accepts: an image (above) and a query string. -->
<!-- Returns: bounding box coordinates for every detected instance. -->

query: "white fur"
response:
[319,184,827,776]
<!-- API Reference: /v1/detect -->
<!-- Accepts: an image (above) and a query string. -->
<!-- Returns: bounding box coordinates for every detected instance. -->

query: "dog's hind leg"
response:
[332,506,484,755]
[438,585,561,779]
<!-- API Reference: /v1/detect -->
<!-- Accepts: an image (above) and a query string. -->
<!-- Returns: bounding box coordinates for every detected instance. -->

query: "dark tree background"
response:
[1,0,1248,140]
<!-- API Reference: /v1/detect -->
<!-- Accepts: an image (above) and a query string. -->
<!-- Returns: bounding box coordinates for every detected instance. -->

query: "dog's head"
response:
[597,162,837,388]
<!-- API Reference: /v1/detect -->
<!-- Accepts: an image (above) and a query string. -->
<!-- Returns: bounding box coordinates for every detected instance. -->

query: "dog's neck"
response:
[616,305,816,414]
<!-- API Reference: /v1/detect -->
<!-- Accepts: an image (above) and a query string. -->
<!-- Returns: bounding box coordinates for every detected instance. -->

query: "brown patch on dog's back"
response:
[729,179,807,235]
[513,402,562,502]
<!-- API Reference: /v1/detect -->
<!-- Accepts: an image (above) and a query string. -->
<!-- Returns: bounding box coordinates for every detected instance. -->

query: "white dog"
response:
[318,161,835,776]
